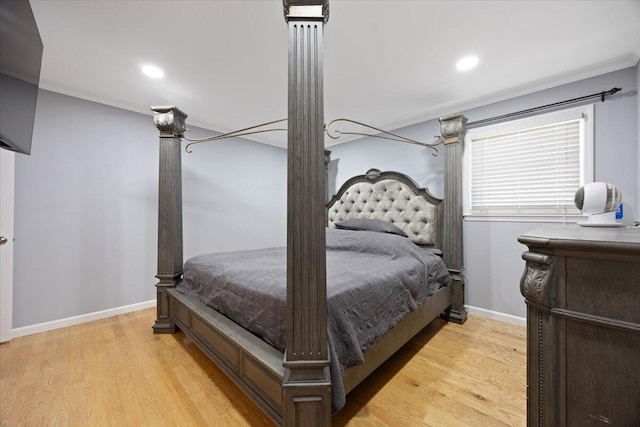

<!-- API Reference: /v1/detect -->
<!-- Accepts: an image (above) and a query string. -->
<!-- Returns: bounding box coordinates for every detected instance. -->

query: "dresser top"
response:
[519,224,640,254]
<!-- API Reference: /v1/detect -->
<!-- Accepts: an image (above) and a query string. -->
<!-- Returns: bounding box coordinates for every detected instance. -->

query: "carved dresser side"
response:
[518,225,640,427]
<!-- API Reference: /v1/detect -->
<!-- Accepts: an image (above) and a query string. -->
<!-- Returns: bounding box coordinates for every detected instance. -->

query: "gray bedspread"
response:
[177,227,451,412]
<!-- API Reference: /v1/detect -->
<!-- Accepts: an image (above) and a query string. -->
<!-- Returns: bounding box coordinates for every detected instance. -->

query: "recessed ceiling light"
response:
[142,64,164,79]
[456,55,479,71]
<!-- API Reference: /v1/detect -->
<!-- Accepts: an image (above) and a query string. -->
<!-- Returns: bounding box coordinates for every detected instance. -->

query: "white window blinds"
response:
[466,105,593,218]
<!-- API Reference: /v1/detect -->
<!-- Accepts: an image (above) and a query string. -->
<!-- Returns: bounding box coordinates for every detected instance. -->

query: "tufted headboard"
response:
[327,169,443,252]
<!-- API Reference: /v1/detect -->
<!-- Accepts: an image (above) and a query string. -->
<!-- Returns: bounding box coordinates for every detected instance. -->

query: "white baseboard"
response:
[466,305,526,327]
[11,299,157,339]
[10,301,523,339]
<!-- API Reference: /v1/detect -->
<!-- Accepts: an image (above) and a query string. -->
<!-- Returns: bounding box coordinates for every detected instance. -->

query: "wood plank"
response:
[105,315,147,426]
[132,316,207,425]
[97,318,130,426]
[67,324,88,426]
[80,318,110,426]
[0,308,526,426]
[119,311,172,426]
[0,332,35,424]
[11,331,49,425]
[47,327,71,426]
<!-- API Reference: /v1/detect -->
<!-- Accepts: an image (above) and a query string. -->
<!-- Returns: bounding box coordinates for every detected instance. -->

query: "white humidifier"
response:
[574,182,623,227]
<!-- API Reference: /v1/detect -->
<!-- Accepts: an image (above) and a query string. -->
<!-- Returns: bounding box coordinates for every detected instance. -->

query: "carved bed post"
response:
[439,114,468,324]
[151,106,187,334]
[282,1,331,425]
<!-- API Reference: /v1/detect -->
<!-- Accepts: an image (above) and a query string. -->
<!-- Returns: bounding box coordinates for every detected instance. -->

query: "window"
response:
[464,104,594,220]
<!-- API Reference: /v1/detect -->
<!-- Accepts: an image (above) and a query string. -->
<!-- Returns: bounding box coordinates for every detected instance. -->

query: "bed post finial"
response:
[282,1,332,425]
[439,113,468,324]
[152,105,187,137]
[151,106,187,334]
[283,0,329,23]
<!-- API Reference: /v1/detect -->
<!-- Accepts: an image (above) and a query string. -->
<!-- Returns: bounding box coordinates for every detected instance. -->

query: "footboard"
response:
[167,289,286,424]
[165,283,451,425]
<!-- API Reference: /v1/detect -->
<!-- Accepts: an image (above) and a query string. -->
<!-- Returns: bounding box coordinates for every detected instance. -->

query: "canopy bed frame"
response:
[149,2,467,425]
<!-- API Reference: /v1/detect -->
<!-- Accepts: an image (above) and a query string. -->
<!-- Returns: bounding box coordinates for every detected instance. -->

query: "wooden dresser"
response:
[518,225,640,427]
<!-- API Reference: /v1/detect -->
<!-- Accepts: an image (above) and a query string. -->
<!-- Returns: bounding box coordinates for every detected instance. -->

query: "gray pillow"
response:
[334,218,408,237]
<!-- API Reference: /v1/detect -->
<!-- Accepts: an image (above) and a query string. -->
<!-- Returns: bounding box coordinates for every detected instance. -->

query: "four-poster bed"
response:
[150,1,468,425]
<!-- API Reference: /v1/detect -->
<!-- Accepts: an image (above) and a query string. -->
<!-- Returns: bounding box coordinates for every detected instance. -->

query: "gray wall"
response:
[181,127,287,258]
[12,65,638,327]
[330,65,639,318]
[13,89,287,328]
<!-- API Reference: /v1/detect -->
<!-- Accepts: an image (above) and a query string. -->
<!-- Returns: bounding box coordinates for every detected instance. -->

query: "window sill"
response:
[463,214,587,223]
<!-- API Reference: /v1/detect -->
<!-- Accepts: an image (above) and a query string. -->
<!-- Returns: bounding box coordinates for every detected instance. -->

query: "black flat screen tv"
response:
[0,0,43,155]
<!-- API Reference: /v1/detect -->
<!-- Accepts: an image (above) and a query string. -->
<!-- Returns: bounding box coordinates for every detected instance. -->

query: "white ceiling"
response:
[30,0,640,148]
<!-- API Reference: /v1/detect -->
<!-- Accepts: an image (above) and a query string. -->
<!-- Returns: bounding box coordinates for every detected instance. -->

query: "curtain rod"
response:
[466,87,621,129]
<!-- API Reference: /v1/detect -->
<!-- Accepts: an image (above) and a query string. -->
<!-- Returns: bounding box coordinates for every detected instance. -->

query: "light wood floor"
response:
[0,308,526,426]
